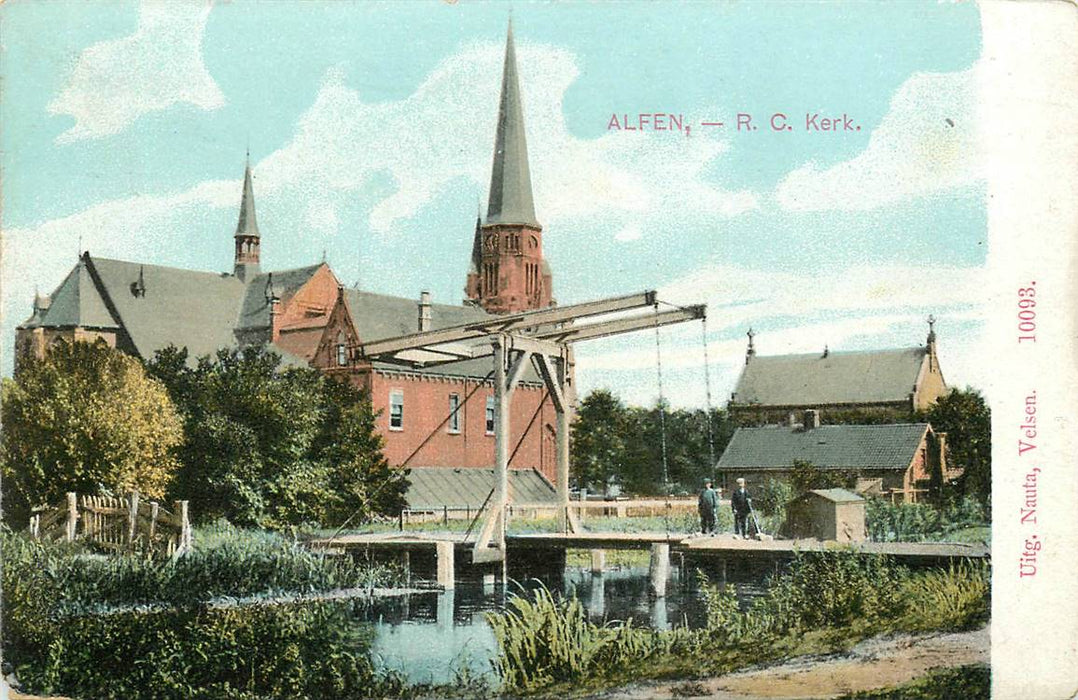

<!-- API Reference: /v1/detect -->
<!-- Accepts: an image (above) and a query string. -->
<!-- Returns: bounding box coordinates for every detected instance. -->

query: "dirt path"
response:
[590,626,989,700]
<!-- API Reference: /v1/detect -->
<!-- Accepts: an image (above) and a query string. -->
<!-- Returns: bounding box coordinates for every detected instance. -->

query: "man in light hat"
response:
[698,478,719,534]
[731,477,753,538]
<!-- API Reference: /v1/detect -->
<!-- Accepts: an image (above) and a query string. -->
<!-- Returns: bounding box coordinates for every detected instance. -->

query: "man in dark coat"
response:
[698,479,719,534]
[731,477,752,538]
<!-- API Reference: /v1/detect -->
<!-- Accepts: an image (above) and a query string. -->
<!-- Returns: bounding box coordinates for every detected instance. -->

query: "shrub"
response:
[898,560,990,632]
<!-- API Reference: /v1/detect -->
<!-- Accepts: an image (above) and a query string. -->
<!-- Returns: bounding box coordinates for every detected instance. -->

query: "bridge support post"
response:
[649,543,670,598]
[436,541,455,590]
[590,549,605,574]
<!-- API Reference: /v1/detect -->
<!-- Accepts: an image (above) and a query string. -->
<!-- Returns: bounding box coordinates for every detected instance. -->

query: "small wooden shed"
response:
[786,488,866,542]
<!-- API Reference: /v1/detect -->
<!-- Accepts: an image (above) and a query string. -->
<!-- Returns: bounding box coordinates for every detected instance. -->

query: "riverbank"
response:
[588,625,989,700]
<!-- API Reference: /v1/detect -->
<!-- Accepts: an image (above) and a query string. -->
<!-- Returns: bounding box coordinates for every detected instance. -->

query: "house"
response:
[715,416,957,502]
[728,325,947,425]
[14,22,562,488]
[785,488,866,542]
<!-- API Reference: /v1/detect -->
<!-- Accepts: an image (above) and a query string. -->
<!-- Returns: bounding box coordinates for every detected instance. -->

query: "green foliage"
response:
[487,584,663,691]
[866,496,987,542]
[836,664,990,700]
[898,560,990,632]
[790,460,857,494]
[571,389,736,497]
[1,340,183,522]
[15,602,394,700]
[1,527,405,700]
[917,388,991,506]
[146,346,406,528]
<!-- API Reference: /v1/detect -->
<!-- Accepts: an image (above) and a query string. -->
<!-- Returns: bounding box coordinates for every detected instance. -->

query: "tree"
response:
[789,460,856,494]
[570,390,631,494]
[919,387,991,506]
[1,340,183,522]
[146,345,405,528]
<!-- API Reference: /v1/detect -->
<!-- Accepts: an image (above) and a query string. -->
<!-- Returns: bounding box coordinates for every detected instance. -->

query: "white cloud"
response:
[258,43,757,237]
[48,2,224,143]
[572,261,990,408]
[774,67,984,211]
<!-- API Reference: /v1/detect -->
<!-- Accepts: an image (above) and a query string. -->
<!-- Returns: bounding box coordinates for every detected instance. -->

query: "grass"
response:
[486,551,991,695]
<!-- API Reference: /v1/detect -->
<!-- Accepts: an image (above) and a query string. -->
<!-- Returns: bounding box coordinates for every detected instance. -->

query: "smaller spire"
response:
[235,161,260,237]
[264,273,278,303]
[745,328,756,364]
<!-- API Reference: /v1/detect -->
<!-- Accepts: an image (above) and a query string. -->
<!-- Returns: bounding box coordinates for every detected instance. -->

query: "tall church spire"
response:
[486,19,538,228]
[233,154,261,281]
[465,19,552,314]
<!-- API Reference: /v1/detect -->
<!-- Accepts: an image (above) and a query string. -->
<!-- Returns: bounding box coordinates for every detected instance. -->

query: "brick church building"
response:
[16,23,562,486]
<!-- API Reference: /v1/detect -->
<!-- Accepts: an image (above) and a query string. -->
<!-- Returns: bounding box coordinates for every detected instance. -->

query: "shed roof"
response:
[404,466,556,509]
[731,347,929,407]
[717,423,930,471]
[803,488,865,503]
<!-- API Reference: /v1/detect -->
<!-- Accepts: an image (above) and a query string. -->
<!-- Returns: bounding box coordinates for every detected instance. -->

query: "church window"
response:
[389,390,404,430]
[485,396,496,435]
[448,393,461,433]
[336,343,348,366]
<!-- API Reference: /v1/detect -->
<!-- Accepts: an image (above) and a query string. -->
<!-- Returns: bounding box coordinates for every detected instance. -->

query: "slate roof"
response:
[89,256,248,361]
[731,348,929,407]
[345,288,515,382]
[485,21,539,228]
[236,265,324,331]
[21,261,118,329]
[717,423,930,471]
[405,466,556,509]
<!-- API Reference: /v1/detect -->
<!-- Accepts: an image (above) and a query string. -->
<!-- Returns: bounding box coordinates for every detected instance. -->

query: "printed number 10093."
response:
[1017,285,1036,343]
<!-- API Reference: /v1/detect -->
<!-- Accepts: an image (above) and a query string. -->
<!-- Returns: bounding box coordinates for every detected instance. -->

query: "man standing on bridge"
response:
[731,477,753,538]
[698,479,719,534]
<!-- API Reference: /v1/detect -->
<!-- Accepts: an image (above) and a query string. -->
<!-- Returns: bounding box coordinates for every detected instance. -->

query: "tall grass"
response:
[866,497,987,543]
[489,552,991,693]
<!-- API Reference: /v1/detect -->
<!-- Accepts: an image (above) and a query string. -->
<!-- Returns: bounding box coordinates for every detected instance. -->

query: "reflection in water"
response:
[363,562,769,685]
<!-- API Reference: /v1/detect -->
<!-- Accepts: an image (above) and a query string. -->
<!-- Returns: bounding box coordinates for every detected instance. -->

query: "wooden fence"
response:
[29,491,192,558]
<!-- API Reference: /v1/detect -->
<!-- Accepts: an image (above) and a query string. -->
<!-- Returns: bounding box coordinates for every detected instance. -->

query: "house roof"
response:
[404,466,556,509]
[731,347,929,407]
[717,423,930,471]
[802,488,865,504]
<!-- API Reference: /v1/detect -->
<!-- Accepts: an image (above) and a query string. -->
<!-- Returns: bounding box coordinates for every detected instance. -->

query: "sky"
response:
[0,0,988,408]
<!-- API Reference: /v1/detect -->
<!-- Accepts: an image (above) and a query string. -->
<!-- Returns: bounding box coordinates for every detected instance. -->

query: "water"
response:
[363,563,769,685]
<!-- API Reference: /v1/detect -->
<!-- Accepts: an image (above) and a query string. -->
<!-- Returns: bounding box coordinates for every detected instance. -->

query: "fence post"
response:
[66,492,78,541]
[174,500,191,555]
[127,491,140,547]
[148,501,159,541]
[443,505,448,526]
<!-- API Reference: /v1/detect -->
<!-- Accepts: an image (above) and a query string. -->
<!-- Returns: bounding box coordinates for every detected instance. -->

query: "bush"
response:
[866,497,988,542]
[899,560,990,632]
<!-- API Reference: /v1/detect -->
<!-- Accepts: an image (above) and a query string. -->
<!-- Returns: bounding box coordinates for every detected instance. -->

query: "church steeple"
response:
[233,154,261,282]
[486,19,538,228]
[465,19,553,314]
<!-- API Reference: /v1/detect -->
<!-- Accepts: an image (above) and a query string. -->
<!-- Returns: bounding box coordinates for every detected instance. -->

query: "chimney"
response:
[804,409,821,430]
[418,291,432,332]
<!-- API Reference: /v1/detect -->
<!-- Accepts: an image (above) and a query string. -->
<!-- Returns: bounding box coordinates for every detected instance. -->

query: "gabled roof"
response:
[717,423,931,471]
[485,20,539,229]
[87,256,247,361]
[731,347,929,407]
[405,466,556,509]
[20,260,118,330]
[236,264,324,330]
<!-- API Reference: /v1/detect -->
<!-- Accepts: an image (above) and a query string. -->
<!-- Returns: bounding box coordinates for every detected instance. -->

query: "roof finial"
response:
[822,344,829,358]
[926,314,937,347]
[745,327,756,364]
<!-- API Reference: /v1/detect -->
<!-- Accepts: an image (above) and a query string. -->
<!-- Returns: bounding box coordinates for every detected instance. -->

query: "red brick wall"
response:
[370,370,556,483]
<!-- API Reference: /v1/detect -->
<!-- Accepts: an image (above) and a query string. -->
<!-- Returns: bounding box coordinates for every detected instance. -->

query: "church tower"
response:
[233,156,261,282]
[465,20,553,313]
